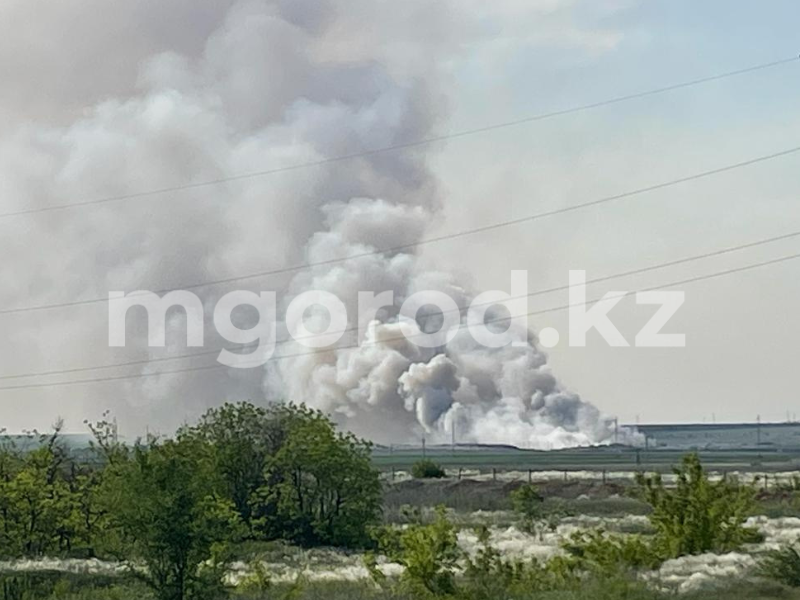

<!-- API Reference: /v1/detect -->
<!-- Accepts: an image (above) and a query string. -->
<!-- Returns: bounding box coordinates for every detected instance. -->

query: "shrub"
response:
[511,484,544,519]
[411,459,446,479]
[636,453,756,558]
[368,510,661,600]
[759,545,800,587]
[368,507,460,597]
[461,526,580,600]
[562,529,663,573]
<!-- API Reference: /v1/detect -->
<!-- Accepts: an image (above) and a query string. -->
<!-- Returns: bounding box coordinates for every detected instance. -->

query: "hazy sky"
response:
[1,0,799,435]
[430,1,800,426]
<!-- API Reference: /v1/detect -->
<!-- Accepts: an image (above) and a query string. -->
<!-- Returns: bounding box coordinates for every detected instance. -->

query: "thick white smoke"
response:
[270,199,617,448]
[0,0,625,447]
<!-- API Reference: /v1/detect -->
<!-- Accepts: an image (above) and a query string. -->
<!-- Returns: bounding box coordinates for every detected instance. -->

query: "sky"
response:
[430,0,800,426]
[1,0,799,436]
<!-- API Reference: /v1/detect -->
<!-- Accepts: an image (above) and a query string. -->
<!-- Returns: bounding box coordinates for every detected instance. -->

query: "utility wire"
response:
[3,143,800,317]
[2,226,800,381]
[0,56,797,221]
[1,249,798,391]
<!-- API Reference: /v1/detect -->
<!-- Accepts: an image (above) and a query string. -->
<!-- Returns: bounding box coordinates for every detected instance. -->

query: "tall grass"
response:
[6,568,800,599]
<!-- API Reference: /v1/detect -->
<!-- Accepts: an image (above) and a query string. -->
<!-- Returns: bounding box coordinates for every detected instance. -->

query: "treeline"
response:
[0,402,382,599]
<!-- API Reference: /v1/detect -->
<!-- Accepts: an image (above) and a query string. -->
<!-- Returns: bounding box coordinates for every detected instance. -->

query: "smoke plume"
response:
[272,198,618,448]
[0,0,621,447]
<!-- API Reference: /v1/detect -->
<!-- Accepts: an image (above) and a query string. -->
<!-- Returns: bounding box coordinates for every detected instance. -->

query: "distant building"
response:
[629,422,800,450]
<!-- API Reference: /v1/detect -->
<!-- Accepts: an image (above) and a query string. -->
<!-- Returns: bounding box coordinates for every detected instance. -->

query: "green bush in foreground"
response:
[635,453,756,558]
[411,460,446,480]
[562,529,662,573]
[365,453,768,599]
[367,507,460,597]
[10,573,800,600]
[760,545,800,588]
[510,484,544,520]
[510,484,569,537]
[367,508,655,600]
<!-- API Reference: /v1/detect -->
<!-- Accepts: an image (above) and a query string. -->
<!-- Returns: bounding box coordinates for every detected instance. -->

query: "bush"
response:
[511,484,544,518]
[0,573,150,600]
[759,545,800,587]
[367,507,460,597]
[461,526,581,600]
[562,529,663,573]
[411,460,446,479]
[636,453,756,558]
[552,453,759,581]
[368,508,660,600]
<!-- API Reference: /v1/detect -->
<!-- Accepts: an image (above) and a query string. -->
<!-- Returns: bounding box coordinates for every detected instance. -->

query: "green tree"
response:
[0,435,24,557]
[256,405,381,547]
[0,424,76,557]
[66,466,107,556]
[103,437,242,600]
[178,402,288,530]
[636,453,756,557]
[179,402,380,547]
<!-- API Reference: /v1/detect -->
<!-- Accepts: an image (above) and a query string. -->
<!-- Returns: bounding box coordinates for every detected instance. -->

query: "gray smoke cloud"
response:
[0,0,623,448]
[271,197,618,448]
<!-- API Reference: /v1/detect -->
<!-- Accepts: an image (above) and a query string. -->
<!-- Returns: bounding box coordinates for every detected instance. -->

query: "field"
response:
[4,471,800,599]
[373,422,800,477]
[373,447,800,480]
[3,416,800,599]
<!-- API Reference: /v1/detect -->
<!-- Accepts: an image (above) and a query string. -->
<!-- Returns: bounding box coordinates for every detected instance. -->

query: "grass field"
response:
[372,422,800,475]
[373,445,800,484]
[4,567,800,600]
[4,473,800,599]
[4,429,800,599]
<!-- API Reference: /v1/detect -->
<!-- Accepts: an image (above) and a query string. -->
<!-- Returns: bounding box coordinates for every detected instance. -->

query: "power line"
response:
[2,226,800,381]
[4,143,800,317]
[1,56,797,221]
[2,249,798,391]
